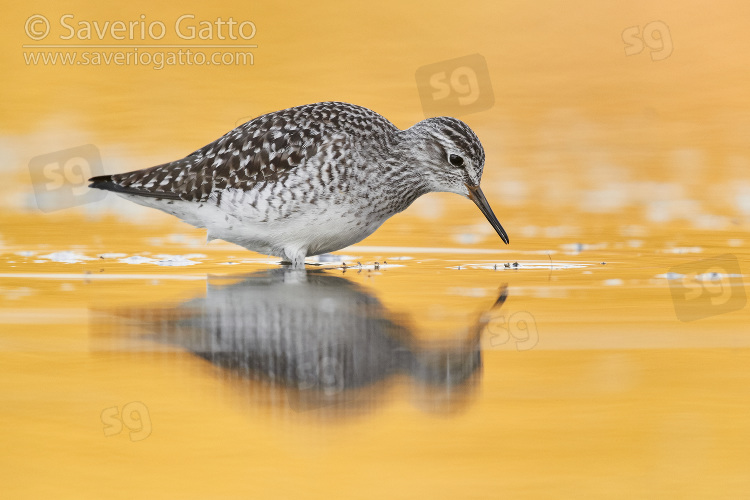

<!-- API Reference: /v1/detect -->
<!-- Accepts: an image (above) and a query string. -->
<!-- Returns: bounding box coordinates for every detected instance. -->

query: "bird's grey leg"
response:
[285,247,308,269]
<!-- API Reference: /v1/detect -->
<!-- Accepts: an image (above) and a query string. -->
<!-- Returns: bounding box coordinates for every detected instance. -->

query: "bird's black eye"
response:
[449,154,464,167]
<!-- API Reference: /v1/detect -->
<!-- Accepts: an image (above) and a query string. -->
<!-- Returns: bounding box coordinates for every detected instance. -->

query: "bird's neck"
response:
[376,141,431,213]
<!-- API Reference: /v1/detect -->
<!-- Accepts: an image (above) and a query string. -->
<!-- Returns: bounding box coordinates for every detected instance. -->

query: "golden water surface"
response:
[2,1,750,498]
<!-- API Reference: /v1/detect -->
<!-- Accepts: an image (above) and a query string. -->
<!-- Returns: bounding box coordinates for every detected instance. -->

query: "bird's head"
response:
[400,117,509,245]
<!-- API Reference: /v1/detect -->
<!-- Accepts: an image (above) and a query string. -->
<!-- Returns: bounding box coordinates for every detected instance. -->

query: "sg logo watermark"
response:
[28,144,106,212]
[483,310,538,351]
[101,401,152,442]
[622,21,673,61]
[668,254,746,322]
[415,53,494,118]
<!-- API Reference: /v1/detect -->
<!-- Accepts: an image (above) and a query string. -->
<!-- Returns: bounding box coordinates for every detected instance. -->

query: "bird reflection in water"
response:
[100,269,508,415]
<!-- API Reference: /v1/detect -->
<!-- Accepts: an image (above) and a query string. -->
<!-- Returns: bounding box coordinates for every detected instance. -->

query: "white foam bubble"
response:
[39,251,94,264]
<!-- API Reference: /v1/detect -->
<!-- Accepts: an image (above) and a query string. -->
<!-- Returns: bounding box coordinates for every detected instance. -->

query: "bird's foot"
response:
[283,247,308,269]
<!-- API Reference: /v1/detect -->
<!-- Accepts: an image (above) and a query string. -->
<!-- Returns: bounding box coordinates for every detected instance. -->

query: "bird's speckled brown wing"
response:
[89,101,398,202]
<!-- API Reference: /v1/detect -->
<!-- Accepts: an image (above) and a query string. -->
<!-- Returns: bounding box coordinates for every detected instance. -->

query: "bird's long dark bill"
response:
[466,184,510,245]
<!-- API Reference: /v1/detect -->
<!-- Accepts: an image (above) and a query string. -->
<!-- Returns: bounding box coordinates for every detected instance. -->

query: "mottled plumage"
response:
[90,101,508,267]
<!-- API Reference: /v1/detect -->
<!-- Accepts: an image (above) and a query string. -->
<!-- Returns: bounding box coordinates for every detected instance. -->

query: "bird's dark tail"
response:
[88,174,117,191]
[88,173,181,199]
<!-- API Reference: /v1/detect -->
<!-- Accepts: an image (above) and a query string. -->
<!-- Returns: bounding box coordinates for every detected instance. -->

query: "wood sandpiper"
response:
[89,101,509,267]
